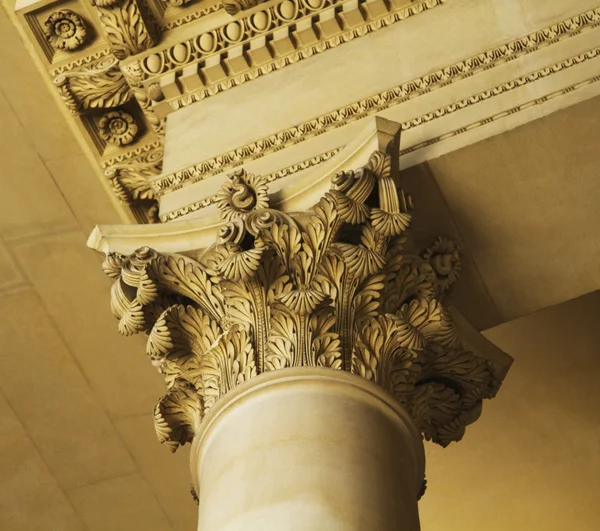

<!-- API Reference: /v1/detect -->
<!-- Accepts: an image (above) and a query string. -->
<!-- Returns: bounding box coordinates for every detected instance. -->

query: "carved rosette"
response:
[99,110,139,146]
[103,146,507,455]
[44,10,87,51]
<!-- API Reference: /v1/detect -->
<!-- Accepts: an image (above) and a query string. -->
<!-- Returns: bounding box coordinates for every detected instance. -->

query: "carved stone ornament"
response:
[223,0,268,16]
[44,10,87,51]
[101,123,510,454]
[93,0,155,60]
[104,143,163,223]
[167,0,194,7]
[99,110,139,146]
[53,56,131,115]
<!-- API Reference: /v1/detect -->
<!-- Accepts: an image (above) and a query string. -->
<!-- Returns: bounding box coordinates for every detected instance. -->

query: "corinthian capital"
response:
[98,118,511,457]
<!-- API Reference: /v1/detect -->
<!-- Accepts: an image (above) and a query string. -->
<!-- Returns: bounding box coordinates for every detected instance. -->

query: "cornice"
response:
[11,0,600,226]
[151,8,600,196]
[399,72,600,157]
[10,0,440,223]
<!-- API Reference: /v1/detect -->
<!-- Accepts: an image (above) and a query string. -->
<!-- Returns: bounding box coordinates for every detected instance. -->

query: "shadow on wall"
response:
[400,162,502,331]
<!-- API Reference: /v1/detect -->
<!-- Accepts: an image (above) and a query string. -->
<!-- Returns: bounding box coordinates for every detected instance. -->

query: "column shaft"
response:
[191,368,425,531]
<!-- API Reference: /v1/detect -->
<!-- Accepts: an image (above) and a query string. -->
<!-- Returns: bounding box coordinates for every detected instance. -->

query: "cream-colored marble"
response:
[68,473,174,531]
[162,0,600,176]
[12,231,166,419]
[192,368,424,531]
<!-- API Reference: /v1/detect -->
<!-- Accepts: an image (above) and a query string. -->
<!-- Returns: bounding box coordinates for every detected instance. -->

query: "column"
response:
[94,117,512,530]
[192,369,424,531]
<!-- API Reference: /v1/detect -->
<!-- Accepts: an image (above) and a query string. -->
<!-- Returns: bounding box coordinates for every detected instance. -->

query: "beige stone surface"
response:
[115,415,196,530]
[46,155,125,234]
[0,289,136,489]
[0,6,171,527]
[68,474,174,531]
[0,392,85,531]
[1,0,599,527]
[420,290,600,531]
[0,7,80,161]
[428,96,600,322]
[0,89,80,241]
[401,163,502,331]
[12,231,166,419]
[0,236,24,291]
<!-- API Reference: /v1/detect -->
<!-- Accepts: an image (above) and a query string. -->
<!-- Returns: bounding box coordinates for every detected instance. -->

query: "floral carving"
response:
[99,110,138,146]
[53,56,131,115]
[422,236,461,291]
[93,0,155,60]
[102,130,510,453]
[44,10,87,51]
[215,169,269,221]
[223,0,267,16]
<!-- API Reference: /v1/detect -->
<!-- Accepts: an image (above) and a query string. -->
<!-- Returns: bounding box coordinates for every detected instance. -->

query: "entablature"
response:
[11,0,440,223]
[10,0,600,227]
[151,2,600,223]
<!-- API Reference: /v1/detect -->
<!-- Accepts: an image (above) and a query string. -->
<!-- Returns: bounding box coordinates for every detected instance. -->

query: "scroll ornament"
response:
[103,150,503,455]
[105,144,163,222]
[53,56,131,115]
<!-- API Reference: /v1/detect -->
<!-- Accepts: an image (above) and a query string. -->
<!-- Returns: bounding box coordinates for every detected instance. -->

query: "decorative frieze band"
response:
[159,70,600,223]
[160,148,343,221]
[399,73,600,156]
[153,39,600,200]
